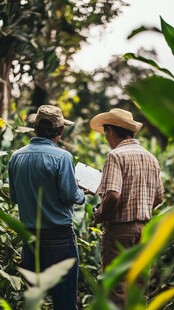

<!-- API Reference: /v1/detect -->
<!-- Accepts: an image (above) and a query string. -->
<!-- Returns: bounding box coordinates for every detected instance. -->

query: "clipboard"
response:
[75,162,102,195]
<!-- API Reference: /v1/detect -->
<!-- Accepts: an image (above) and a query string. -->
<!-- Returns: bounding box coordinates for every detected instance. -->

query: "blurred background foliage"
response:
[0,0,174,309]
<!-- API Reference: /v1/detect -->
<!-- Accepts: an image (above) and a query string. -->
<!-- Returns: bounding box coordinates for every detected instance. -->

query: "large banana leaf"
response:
[161,16,174,55]
[126,75,174,137]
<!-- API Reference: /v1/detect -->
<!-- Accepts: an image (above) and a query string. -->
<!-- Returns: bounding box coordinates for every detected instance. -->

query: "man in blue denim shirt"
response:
[8,105,85,310]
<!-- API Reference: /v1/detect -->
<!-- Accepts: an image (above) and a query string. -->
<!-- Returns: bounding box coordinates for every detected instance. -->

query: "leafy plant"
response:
[124,17,174,137]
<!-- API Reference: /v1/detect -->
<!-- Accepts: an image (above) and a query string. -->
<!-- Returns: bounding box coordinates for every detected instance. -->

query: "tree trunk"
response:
[0,60,11,121]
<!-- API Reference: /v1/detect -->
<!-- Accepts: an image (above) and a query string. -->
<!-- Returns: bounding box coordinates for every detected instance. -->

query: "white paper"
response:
[75,162,102,194]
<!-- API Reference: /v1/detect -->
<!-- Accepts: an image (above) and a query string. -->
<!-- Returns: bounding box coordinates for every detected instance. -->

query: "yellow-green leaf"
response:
[0,118,7,129]
[147,288,174,310]
[89,227,102,234]
[0,299,12,310]
[0,118,12,129]
[127,212,174,285]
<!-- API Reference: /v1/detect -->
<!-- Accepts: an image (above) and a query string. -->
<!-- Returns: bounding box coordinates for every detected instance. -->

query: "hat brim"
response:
[28,113,74,126]
[90,112,143,134]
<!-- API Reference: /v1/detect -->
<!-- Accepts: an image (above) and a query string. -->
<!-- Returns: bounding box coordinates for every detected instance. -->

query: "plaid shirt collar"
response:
[116,138,140,149]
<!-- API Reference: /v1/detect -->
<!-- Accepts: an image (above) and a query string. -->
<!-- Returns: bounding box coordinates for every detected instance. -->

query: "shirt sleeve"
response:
[57,152,85,205]
[8,159,17,204]
[156,170,165,198]
[100,152,123,196]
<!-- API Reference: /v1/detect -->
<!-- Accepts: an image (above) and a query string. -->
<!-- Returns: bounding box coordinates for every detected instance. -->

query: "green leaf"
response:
[18,258,75,291]
[126,283,146,310]
[140,214,164,244]
[86,296,118,310]
[77,237,91,251]
[160,16,174,55]
[80,266,100,295]
[85,204,94,217]
[12,33,30,43]
[3,127,14,142]
[0,118,12,129]
[0,299,12,310]
[15,126,34,133]
[126,75,174,136]
[89,226,102,234]
[124,53,174,79]
[127,211,174,285]
[0,210,35,243]
[147,287,174,310]
[127,26,161,40]
[102,244,142,292]
[24,287,45,310]
[0,151,8,157]
[0,270,21,291]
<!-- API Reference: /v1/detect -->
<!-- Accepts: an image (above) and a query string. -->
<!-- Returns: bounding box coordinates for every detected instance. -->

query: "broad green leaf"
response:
[85,204,94,217]
[0,210,35,243]
[147,287,174,310]
[140,213,165,244]
[19,258,75,291]
[81,266,101,295]
[124,53,174,79]
[0,270,21,291]
[126,75,174,136]
[24,287,45,310]
[126,283,146,310]
[161,16,174,55]
[127,211,174,285]
[102,244,142,292]
[127,26,161,40]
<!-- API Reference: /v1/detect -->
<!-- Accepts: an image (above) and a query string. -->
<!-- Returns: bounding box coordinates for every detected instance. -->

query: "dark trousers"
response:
[22,226,79,310]
[101,221,145,309]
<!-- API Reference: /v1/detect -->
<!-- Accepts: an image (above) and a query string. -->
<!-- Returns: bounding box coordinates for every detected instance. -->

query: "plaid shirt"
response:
[99,139,164,222]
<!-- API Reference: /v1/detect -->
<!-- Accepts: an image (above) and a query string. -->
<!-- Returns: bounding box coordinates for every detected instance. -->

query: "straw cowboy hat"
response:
[28,105,74,128]
[90,108,143,134]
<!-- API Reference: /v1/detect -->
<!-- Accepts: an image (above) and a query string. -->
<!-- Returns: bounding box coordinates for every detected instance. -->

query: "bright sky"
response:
[73,0,174,73]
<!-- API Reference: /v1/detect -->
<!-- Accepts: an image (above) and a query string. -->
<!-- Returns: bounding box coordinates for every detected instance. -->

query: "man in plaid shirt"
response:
[90,108,164,309]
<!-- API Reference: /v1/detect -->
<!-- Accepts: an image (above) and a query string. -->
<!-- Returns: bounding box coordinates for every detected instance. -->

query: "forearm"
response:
[94,191,120,223]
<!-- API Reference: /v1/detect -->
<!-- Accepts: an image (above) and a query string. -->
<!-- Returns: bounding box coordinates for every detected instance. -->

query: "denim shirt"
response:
[8,137,85,228]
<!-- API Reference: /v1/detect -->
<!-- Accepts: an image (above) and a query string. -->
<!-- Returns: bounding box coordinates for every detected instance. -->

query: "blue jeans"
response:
[22,226,79,310]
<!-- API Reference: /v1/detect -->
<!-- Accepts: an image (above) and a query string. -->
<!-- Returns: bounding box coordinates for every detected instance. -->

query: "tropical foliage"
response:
[0,1,174,309]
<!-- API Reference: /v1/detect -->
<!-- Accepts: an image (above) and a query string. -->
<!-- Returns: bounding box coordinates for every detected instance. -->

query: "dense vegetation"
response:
[0,1,174,309]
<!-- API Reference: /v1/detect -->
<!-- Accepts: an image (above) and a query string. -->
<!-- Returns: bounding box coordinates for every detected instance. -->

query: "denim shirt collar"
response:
[30,137,58,148]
